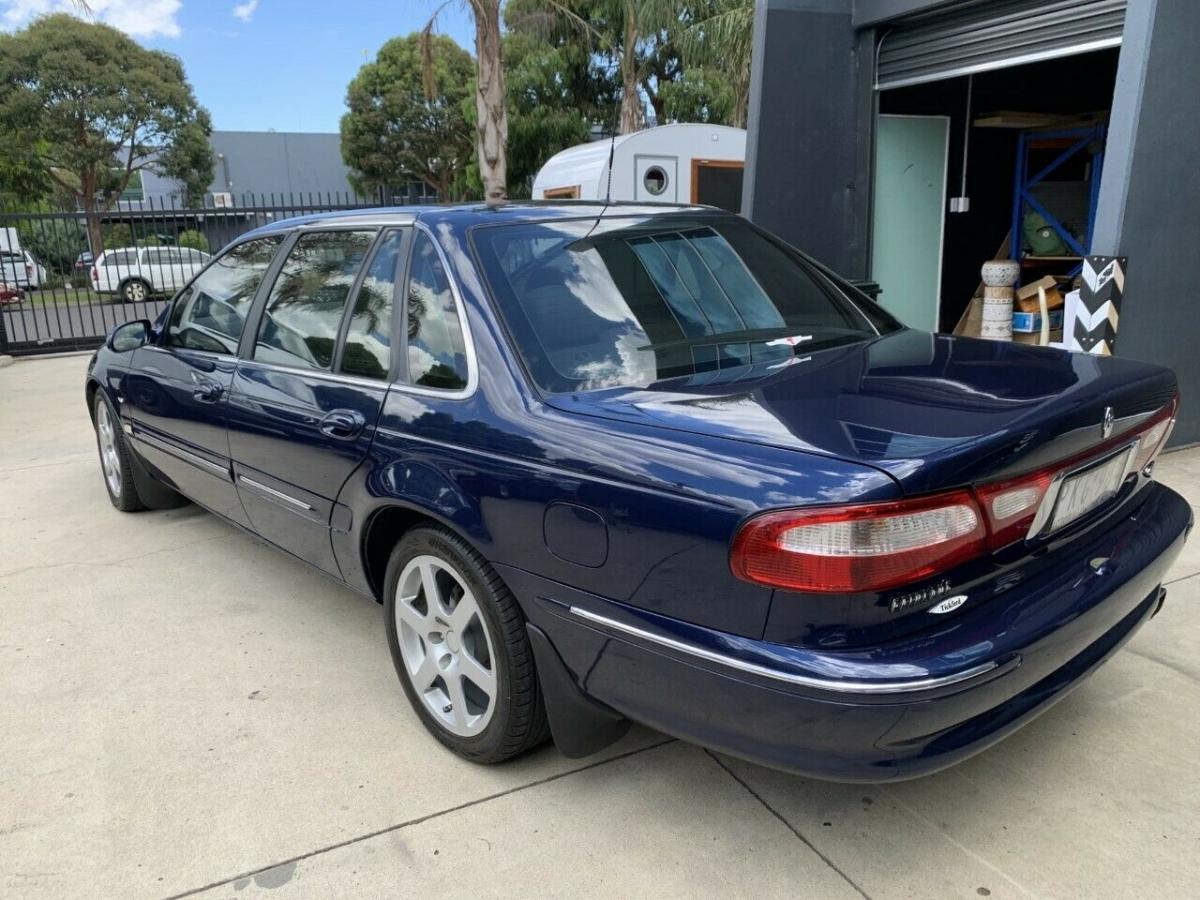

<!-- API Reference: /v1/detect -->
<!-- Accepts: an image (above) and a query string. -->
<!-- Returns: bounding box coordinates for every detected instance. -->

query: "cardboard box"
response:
[1012,307,1064,333]
[1015,276,1065,313]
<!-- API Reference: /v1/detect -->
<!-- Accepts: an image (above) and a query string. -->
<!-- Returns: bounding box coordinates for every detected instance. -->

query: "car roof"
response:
[235,200,726,241]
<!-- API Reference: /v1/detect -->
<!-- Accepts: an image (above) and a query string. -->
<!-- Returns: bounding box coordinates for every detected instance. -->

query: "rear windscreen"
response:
[473,214,898,393]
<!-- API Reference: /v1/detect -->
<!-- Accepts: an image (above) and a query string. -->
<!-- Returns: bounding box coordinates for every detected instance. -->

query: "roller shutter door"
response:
[876,0,1126,90]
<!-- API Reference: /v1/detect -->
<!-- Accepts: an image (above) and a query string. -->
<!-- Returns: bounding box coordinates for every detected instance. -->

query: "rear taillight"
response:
[1130,397,1177,473]
[730,492,987,593]
[974,468,1056,551]
[25,264,32,277]
[91,266,98,282]
[733,395,1180,593]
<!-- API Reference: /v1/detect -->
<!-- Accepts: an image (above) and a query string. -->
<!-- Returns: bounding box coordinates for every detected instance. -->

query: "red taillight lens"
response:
[91,266,98,281]
[974,468,1056,550]
[730,491,987,593]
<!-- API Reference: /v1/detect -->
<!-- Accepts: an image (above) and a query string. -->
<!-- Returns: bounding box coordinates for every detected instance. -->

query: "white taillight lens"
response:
[778,505,980,557]
[1132,414,1174,473]
[731,492,987,593]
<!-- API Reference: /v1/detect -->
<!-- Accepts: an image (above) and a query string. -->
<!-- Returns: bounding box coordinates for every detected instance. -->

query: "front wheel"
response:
[93,392,145,512]
[384,526,549,763]
[121,278,150,303]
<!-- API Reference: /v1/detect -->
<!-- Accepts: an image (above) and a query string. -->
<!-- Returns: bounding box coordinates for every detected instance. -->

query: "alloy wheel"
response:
[96,402,122,497]
[394,554,498,737]
[125,281,147,302]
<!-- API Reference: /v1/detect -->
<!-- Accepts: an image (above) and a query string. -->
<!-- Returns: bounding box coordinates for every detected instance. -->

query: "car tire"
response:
[384,525,550,763]
[121,278,151,304]
[93,392,145,512]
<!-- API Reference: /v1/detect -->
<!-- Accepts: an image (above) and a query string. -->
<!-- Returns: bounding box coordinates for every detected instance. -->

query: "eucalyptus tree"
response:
[0,14,212,252]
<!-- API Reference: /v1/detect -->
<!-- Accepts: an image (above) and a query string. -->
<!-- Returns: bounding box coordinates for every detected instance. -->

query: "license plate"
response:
[1048,447,1132,531]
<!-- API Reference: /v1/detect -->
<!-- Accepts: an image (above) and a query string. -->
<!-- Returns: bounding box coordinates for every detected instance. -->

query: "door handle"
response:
[191,379,224,402]
[320,409,366,440]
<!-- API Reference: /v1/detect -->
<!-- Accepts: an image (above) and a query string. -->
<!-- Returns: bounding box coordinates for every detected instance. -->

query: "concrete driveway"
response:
[3,354,1199,900]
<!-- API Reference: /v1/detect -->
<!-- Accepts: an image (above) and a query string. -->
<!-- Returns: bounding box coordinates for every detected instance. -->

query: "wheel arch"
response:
[360,502,492,604]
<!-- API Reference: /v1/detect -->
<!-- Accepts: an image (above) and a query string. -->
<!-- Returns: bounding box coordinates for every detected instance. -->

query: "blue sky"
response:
[0,1,478,132]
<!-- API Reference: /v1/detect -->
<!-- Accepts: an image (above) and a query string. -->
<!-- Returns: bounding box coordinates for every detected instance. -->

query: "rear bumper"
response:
[508,482,1193,781]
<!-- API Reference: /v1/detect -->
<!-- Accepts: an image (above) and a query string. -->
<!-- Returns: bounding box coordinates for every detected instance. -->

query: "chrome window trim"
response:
[237,475,314,511]
[236,357,390,392]
[568,606,1001,695]
[132,430,230,478]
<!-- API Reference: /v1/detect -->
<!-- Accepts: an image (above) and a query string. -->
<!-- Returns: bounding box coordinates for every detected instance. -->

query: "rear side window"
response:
[167,236,282,354]
[104,251,136,267]
[340,229,403,380]
[405,231,469,391]
[254,230,375,370]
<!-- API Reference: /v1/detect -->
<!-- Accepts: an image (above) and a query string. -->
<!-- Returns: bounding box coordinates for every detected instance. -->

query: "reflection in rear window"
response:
[473,215,898,393]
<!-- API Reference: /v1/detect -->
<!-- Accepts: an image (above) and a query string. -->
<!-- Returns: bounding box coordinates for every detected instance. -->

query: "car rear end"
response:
[468,206,1192,779]
[1,250,31,289]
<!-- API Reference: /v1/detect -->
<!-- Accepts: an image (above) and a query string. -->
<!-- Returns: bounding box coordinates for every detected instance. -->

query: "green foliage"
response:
[103,224,133,250]
[500,4,619,196]
[16,216,87,274]
[157,112,215,205]
[658,66,735,125]
[176,229,210,252]
[341,33,475,199]
[0,14,212,249]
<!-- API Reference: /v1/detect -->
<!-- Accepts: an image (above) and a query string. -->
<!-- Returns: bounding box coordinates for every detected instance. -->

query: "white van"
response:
[91,245,212,302]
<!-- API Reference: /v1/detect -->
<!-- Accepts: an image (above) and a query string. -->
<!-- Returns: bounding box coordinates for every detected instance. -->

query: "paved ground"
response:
[3,354,1199,900]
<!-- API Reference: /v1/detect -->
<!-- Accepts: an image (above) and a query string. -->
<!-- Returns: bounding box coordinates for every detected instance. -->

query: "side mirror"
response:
[108,319,152,352]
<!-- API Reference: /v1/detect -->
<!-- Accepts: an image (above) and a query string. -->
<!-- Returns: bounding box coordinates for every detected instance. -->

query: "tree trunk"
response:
[471,1,507,204]
[619,8,643,134]
[81,170,103,259]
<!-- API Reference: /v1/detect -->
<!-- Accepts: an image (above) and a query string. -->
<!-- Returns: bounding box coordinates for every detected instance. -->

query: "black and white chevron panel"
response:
[1071,256,1126,355]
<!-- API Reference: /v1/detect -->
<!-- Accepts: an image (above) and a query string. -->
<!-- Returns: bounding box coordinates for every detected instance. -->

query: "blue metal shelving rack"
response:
[1010,124,1106,276]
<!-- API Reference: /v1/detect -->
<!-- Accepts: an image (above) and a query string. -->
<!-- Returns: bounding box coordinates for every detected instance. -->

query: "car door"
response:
[226,227,406,576]
[122,235,285,527]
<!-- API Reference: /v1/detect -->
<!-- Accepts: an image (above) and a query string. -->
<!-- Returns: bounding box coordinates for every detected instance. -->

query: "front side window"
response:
[341,229,403,379]
[473,215,900,393]
[254,230,375,370]
[167,236,283,354]
[405,231,469,391]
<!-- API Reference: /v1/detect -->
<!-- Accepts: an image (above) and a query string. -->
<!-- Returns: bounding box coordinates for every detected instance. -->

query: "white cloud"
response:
[232,0,257,22]
[0,0,182,38]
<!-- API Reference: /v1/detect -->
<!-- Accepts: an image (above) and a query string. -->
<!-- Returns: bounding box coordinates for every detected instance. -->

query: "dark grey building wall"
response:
[1091,0,1200,445]
[743,0,874,278]
[208,131,356,200]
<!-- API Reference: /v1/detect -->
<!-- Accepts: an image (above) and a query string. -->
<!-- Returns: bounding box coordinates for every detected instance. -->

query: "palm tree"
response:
[423,1,508,205]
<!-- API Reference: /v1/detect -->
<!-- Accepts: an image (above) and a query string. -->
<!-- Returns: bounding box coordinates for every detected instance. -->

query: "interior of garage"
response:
[874,48,1120,335]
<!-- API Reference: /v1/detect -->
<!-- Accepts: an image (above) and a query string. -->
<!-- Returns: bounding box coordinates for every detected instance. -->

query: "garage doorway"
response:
[691,160,745,212]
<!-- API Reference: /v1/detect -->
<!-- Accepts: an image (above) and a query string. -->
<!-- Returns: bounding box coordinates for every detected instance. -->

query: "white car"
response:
[91,245,212,303]
[0,249,46,289]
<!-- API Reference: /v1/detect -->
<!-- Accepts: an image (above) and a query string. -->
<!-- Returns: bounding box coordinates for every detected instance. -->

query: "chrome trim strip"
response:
[567,606,1000,695]
[236,358,390,392]
[237,475,314,511]
[132,430,230,478]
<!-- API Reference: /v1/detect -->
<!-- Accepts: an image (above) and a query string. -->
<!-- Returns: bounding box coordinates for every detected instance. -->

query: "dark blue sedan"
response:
[86,203,1191,781]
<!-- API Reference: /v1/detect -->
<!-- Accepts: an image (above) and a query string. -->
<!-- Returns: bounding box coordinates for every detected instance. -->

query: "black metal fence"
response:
[0,193,380,356]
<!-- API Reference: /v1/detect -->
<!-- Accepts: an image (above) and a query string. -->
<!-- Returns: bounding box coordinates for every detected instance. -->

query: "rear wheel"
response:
[384,526,549,763]
[93,393,144,512]
[121,278,150,303]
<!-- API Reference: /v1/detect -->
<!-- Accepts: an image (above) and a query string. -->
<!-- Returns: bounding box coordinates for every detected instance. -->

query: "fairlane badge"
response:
[889,579,952,614]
